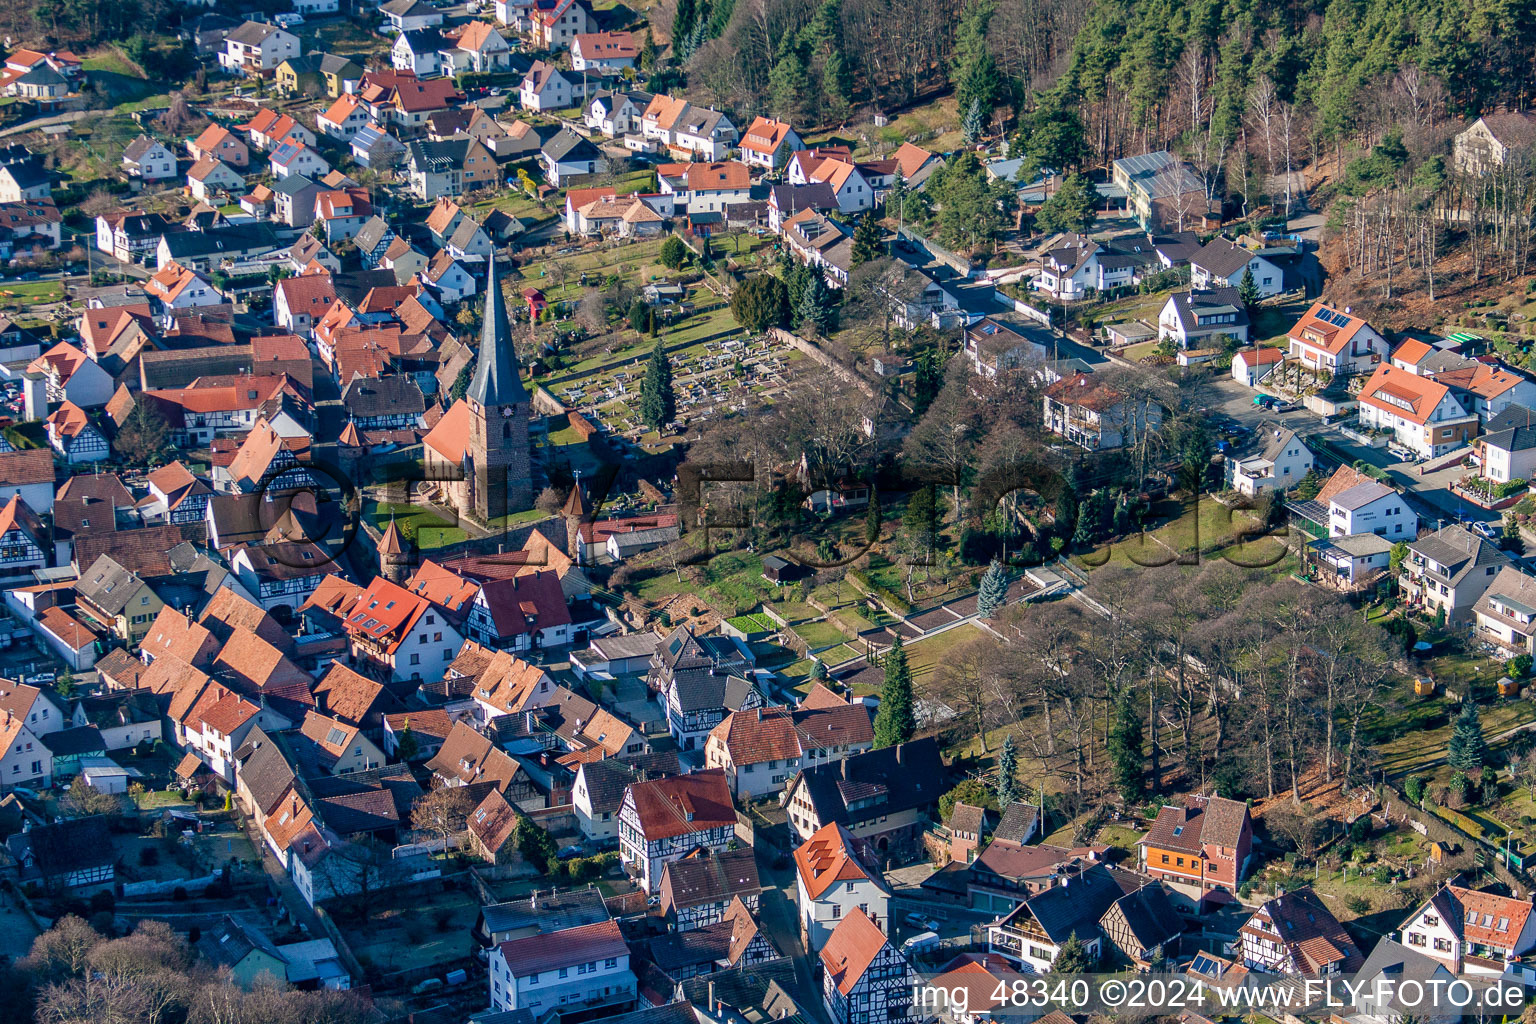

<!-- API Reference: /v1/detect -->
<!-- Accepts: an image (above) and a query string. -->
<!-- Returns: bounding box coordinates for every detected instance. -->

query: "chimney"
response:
[895,744,902,765]
[755,707,762,722]
[840,758,849,779]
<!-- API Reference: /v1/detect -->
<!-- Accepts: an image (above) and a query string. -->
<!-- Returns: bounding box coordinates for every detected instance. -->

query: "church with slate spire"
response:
[421,259,534,521]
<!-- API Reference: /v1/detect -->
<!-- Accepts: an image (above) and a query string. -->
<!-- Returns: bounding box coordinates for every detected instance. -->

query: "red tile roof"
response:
[625,768,733,839]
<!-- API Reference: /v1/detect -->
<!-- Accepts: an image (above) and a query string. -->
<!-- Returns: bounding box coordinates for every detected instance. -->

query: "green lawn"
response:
[0,281,64,303]
[366,501,467,550]
[904,624,984,683]
[1074,497,1278,570]
[792,620,851,650]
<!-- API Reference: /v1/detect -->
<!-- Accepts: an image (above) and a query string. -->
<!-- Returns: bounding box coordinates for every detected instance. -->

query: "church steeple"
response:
[466,257,529,408]
[461,257,534,522]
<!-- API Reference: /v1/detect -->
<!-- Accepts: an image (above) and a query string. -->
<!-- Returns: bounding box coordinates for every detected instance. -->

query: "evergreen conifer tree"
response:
[977,558,1008,619]
[850,212,884,266]
[1238,265,1262,308]
[640,340,675,429]
[995,733,1019,806]
[872,634,915,747]
[1447,701,1489,773]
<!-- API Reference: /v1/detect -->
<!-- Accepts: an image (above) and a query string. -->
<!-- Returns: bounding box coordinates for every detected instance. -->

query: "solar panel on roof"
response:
[1190,954,1223,976]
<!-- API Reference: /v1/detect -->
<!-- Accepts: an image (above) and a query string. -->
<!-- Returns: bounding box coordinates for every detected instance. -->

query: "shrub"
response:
[1515,654,1533,678]
[1405,775,1427,803]
[1345,894,1371,914]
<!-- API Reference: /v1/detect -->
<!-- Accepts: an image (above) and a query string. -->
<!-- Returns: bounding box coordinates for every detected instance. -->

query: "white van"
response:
[901,931,940,956]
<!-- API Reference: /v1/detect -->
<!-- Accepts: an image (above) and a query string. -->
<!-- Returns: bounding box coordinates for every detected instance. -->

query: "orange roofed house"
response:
[1285,302,1389,377]
[794,821,892,952]
[307,575,466,686]
[1357,363,1480,460]
[1397,882,1536,984]
[820,909,921,1024]
[618,767,735,892]
[740,116,804,170]
[1137,794,1252,902]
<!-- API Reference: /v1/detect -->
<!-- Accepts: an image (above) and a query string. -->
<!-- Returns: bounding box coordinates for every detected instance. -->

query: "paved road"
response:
[752,844,828,1024]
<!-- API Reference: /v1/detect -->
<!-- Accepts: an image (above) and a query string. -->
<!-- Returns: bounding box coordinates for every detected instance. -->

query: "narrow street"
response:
[752,843,828,1024]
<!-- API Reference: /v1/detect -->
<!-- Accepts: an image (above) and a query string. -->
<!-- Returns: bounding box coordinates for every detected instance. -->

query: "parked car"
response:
[1473,520,1501,540]
[903,912,939,932]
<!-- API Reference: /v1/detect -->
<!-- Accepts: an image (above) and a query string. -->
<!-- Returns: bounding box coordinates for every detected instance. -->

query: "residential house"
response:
[585,89,650,137]
[1042,371,1161,450]
[540,129,608,186]
[1137,794,1252,900]
[739,116,803,170]
[1228,426,1313,496]
[659,847,763,931]
[1357,364,1480,459]
[1157,287,1250,348]
[1473,567,1536,657]
[1397,883,1536,984]
[704,703,874,799]
[442,22,513,73]
[272,175,324,228]
[189,124,250,169]
[382,708,452,760]
[219,22,300,76]
[783,738,945,866]
[794,821,891,952]
[184,687,292,782]
[647,897,777,981]
[274,272,338,338]
[316,575,466,684]
[1190,237,1288,297]
[393,29,446,77]
[245,108,316,151]
[1285,302,1389,377]
[315,189,372,243]
[1426,361,1536,424]
[0,149,48,202]
[196,915,289,988]
[145,261,222,310]
[819,909,919,1024]
[618,767,735,891]
[351,124,406,169]
[4,817,113,891]
[380,0,445,33]
[319,95,371,141]
[405,136,497,198]
[275,52,362,98]
[528,0,597,50]
[641,95,738,161]
[986,863,1123,973]
[0,449,57,515]
[488,920,635,1015]
[27,341,114,407]
[0,495,47,581]
[1240,886,1363,975]
[1099,883,1182,969]
[659,160,750,214]
[1477,421,1536,483]
[1351,939,1460,1024]
[571,31,637,71]
[186,158,244,203]
[787,150,874,214]
[1033,237,1137,300]
[572,754,678,841]
[1454,112,1536,176]
[425,721,534,800]
[520,61,574,111]
[270,141,330,181]
[1401,524,1516,624]
[121,136,177,184]
[45,402,108,465]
